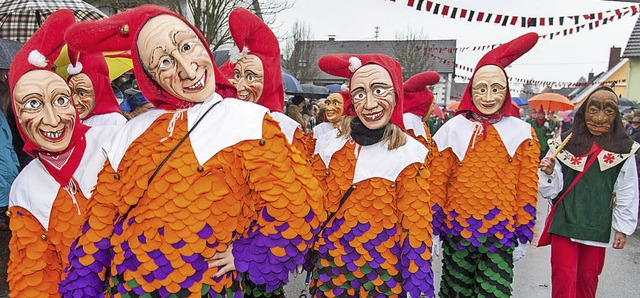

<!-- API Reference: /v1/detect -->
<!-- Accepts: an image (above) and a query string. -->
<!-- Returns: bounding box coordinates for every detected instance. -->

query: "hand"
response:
[513,242,528,262]
[613,231,627,249]
[539,157,556,175]
[209,243,236,278]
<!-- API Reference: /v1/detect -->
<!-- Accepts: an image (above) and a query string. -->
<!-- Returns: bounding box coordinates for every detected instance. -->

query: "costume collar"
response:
[313,122,334,140]
[315,129,427,183]
[550,137,640,172]
[270,111,300,144]
[403,113,427,140]
[432,114,532,161]
[107,93,268,170]
[9,126,117,230]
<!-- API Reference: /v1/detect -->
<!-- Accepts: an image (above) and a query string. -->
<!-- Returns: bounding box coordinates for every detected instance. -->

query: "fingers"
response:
[613,238,626,249]
[213,263,236,278]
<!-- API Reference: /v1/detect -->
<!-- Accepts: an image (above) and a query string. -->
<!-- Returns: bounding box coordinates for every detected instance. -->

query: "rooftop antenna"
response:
[374,26,380,40]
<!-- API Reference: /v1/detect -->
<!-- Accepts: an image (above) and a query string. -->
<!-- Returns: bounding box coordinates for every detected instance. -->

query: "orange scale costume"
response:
[59,5,323,298]
[429,33,540,297]
[6,10,121,298]
[310,54,434,298]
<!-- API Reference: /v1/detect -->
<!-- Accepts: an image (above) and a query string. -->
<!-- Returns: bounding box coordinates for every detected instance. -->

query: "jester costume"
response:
[429,33,540,297]
[403,71,441,153]
[59,5,323,297]
[310,54,434,297]
[227,8,310,163]
[6,10,121,297]
[66,50,127,127]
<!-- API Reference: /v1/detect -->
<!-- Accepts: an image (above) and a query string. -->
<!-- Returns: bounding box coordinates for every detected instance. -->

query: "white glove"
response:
[513,242,528,262]
[292,264,304,277]
[432,235,442,257]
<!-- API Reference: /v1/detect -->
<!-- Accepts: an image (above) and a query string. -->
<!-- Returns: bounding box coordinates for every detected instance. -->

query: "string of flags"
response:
[401,4,635,53]
[454,73,626,89]
[389,0,638,28]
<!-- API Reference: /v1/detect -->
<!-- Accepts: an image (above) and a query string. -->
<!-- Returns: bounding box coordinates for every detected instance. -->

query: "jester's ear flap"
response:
[475,32,538,70]
[9,9,76,90]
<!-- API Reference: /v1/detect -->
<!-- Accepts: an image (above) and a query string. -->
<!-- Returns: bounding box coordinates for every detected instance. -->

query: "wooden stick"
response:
[550,133,572,159]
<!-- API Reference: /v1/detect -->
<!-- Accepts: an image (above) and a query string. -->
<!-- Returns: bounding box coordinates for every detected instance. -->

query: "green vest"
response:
[549,156,624,242]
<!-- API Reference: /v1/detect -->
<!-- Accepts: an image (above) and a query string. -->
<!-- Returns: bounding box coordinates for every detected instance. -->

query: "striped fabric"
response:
[0,0,105,42]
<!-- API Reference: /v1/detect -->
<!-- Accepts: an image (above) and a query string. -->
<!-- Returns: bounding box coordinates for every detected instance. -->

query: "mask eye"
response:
[479,88,487,93]
[234,71,240,80]
[352,92,366,101]
[158,56,175,70]
[25,99,42,110]
[78,90,86,97]
[492,87,499,93]
[54,96,71,107]
[181,42,193,53]
[247,74,255,82]
[373,87,385,95]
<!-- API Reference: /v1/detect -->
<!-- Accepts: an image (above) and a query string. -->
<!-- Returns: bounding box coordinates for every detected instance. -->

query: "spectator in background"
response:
[287,95,307,129]
[119,82,154,120]
[0,111,19,230]
[629,116,640,143]
[527,107,554,160]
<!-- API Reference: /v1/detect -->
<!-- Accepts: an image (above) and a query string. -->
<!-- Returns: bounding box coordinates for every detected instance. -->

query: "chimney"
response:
[608,46,621,70]
[328,35,336,41]
[588,72,595,82]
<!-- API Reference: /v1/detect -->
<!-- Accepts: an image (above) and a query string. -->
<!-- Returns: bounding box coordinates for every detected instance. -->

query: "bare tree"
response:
[393,29,436,81]
[282,21,318,83]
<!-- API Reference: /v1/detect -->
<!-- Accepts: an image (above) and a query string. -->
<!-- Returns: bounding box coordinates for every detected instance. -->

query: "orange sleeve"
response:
[59,161,124,297]
[514,129,540,244]
[426,144,459,235]
[8,206,61,298]
[397,162,434,297]
[233,115,325,291]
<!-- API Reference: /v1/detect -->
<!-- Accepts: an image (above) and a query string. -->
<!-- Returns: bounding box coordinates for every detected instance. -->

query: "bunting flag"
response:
[453,74,626,91]
[388,0,638,29]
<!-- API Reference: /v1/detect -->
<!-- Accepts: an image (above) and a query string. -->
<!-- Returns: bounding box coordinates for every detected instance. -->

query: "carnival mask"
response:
[471,65,507,115]
[325,93,344,124]
[68,73,96,119]
[350,64,396,130]
[137,14,215,103]
[584,89,618,136]
[232,54,264,103]
[13,70,75,152]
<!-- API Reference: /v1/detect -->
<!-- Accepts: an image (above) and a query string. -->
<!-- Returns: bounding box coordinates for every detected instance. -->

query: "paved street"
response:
[284,197,640,297]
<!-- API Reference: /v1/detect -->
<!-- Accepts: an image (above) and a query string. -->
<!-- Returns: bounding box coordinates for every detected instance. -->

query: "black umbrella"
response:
[0,0,105,42]
[0,38,22,69]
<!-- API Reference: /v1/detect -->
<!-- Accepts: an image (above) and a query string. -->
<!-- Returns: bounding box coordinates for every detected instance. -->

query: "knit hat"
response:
[66,49,121,118]
[64,4,236,110]
[291,95,305,106]
[403,71,440,117]
[9,9,90,186]
[457,32,538,117]
[228,8,284,112]
[318,53,405,130]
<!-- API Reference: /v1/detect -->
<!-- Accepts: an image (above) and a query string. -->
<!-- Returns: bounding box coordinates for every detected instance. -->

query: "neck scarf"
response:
[470,112,502,139]
[350,117,385,146]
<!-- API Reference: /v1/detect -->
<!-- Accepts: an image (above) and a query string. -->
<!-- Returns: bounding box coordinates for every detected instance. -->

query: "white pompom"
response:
[28,50,48,68]
[67,61,83,75]
[348,56,362,73]
[340,83,349,92]
[229,46,249,64]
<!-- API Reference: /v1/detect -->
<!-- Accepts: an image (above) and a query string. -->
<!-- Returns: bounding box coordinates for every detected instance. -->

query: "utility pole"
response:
[374,26,380,40]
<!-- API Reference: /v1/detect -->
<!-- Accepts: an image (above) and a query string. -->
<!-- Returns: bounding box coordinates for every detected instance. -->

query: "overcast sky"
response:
[272,0,638,90]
